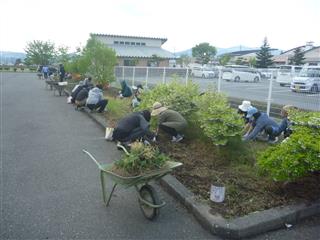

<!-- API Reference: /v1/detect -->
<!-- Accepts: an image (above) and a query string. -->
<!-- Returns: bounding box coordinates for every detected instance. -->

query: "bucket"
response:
[210,183,225,203]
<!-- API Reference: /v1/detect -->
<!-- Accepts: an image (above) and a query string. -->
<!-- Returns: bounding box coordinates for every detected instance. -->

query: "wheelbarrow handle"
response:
[82,149,102,169]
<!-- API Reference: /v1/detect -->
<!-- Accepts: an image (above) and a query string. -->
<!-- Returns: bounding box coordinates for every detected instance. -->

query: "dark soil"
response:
[103,87,320,218]
[155,134,320,218]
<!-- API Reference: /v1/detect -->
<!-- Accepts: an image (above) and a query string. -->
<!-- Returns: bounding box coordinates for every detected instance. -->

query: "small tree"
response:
[289,47,305,65]
[255,38,273,68]
[56,46,70,65]
[83,37,117,85]
[218,54,231,66]
[177,54,191,67]
[192,43,217,65]
[248,57,256,67]
[24,40,56,65]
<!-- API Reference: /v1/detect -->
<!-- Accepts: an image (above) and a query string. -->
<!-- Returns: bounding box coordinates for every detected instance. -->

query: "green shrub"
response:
[194,91,243,145]
[137,80,199,117]
[115,142,170,174]
[258,110,320,181]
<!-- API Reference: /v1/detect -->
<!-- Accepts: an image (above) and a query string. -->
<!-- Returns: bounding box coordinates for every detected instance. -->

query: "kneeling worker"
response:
[113,110,155,145]
[151,102,187,142]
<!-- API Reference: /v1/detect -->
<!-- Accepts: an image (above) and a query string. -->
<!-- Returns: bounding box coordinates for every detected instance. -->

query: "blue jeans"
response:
[265,118,289,140]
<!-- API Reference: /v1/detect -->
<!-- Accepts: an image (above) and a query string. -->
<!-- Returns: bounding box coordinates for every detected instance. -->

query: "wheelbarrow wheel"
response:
[138,184,160,220]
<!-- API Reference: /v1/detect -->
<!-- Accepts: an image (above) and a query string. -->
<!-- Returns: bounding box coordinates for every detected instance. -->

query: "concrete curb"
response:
[66,89,320,239]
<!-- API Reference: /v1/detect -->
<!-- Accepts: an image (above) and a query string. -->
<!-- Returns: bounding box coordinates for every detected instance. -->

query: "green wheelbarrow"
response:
[82,149,182,220]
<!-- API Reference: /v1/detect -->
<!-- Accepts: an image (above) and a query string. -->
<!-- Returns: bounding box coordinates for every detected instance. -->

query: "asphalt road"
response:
[117,75,320,111]
[1,72,214,239]
[1,72,319,240]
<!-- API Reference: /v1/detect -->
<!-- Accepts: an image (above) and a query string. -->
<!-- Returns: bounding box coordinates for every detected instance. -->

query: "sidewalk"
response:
[2,73,214,240]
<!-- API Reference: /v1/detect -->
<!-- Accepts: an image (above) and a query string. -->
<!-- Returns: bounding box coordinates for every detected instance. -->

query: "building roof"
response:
[220,48,279,57]
[303,46,320,54]
[108,45,175,59]
[91,33,167,44]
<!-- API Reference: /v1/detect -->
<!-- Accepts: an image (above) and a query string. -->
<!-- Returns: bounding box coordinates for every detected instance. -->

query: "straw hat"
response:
[238,100,252,112]
[151,102,167,116]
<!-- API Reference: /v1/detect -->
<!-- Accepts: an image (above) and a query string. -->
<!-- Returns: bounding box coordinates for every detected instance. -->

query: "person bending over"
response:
[242,107,279,143]
[112,110,155,144]
[151,102,187,143]
[264,105,297,142]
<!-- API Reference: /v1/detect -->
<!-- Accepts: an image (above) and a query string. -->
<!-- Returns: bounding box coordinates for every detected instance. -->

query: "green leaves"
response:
[138,81,242,146]
[137,80,199,117]
[24,40,56,65]
[83,37,117,85]
[194,91,243,145]
[258,110,320,181]
[115,142,170,174]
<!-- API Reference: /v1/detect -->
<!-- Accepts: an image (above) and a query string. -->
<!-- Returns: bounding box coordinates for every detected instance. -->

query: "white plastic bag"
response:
[210,184,225,203]
[67,96,72,104]
[105,127,114,141]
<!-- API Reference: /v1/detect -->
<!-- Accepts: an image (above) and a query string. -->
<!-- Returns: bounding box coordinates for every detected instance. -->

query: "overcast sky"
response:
[1,0,319,53]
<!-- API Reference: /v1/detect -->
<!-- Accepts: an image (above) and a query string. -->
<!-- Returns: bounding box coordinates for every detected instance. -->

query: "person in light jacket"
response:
[151,102,187,143]
[86,84,108,113]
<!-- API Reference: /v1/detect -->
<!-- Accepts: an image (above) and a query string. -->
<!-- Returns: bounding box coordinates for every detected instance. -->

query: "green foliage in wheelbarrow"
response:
[115,142,170,175]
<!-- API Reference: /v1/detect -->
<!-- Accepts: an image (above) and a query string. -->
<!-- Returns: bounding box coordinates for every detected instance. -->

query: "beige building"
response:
[91,33,175,67]
[272,42,320,65]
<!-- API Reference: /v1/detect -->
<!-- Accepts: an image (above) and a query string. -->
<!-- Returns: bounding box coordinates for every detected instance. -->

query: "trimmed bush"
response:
[137,80,199,117]
[258,110,320,181]
[194,91,243,145]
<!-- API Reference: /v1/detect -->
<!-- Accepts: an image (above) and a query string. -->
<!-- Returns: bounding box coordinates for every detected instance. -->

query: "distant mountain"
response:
[0,51,26,65]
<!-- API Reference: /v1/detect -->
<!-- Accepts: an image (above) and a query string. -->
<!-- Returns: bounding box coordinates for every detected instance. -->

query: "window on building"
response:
[124,59,138,66]
[125,42,130,45]
[114,41,119,44]
[120,41,124,45]
[131,42,135,45]
[141,42,146,46]
[136,42,141,46]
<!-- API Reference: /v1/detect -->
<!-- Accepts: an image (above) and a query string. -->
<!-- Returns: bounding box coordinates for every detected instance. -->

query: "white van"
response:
[191,66,215,78]
[290,66,320,93]
[276,65,303,86]
[222,66,260,82]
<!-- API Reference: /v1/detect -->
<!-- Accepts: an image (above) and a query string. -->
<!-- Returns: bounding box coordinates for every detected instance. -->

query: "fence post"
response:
[122,66,125,81]
[162,67,166,84]
[217,67,222,92]
[132,67,135,86]
[266,72,274,116]
[145,67,149,88]
[185,68,189,86]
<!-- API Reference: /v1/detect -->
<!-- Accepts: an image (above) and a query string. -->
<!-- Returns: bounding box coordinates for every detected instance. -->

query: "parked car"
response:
[290,66,320,93]
[222,67,260,82]
[191,67,215,78]
[276,65,303,86]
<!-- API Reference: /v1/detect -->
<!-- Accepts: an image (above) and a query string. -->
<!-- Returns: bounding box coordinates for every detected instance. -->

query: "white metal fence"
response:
[114,66,320,116]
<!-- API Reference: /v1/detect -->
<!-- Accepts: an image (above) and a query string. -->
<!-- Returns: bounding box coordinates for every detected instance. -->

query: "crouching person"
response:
[151,102,187,143]
[264,105,297,141]
[242,107,279,143]
[86,84,108,113]
[112,110,155,145]
[75,87,90,110]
